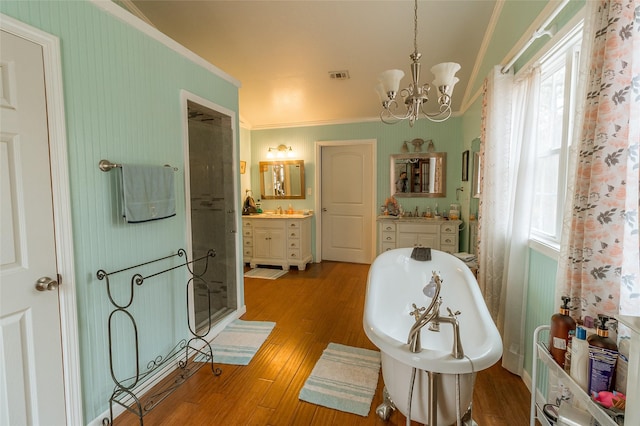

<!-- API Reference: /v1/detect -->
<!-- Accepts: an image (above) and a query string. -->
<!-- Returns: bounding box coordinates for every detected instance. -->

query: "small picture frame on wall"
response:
[240,161,246,174]
[462,150,469,181]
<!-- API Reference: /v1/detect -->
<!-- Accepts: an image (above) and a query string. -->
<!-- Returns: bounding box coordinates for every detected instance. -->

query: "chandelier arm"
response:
[417,103,453,123]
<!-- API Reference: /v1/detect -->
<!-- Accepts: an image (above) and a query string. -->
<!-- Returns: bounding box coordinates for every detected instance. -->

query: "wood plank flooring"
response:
[115,261,532,425]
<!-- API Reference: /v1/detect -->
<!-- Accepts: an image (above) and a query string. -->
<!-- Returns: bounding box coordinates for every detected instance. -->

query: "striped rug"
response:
[299,343,381,416]
[206,319,275,365]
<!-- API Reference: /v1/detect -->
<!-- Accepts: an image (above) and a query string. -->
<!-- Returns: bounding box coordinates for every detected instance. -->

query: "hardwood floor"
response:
[115,261,532,425]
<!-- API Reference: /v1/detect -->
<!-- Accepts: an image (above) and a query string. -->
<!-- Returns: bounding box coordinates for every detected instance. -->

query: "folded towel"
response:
[121,164,176,223]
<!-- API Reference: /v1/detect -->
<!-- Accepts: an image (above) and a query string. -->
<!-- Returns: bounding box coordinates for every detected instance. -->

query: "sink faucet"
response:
[407,272,464,359]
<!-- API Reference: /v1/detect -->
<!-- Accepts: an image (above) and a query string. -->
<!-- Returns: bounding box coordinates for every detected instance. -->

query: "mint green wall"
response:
[251,118,466,254]
[525,250,558,390]
[0,0,239,421]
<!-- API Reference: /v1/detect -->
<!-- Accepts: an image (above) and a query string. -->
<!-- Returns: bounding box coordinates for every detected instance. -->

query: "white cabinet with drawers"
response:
[377,217,461,254]
[243,215,313,271]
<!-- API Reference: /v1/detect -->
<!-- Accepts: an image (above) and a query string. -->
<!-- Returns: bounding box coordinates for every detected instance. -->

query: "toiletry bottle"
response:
[570,326,589,391]
[614,337,630,394]
[549,296,576,368]
[587,315,618,394]
[287,204,293,214]
[564,330,574,373]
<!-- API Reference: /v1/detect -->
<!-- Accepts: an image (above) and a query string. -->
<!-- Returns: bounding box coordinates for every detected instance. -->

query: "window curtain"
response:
[556,0,640,318]
[478,66,540,374]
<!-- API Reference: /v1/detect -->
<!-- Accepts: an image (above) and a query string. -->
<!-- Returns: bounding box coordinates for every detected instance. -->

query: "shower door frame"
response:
[180,90,245,342]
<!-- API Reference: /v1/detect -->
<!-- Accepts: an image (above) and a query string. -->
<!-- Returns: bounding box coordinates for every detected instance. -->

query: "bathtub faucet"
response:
[434,307,464,359]
[407,272,442,353]
[407,272,464,359]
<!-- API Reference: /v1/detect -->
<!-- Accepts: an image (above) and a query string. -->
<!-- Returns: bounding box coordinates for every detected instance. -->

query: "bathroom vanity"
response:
[377,217,462,254]
[242,214,313,271]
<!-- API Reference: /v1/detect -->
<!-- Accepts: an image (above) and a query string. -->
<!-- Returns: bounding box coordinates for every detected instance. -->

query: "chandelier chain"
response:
[413,0,418,56]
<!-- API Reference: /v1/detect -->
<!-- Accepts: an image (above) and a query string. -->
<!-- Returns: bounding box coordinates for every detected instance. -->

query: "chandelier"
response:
[375,0,460,126]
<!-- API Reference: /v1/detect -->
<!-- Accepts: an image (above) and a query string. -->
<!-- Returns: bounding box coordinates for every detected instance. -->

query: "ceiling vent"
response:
[329,70,350,80]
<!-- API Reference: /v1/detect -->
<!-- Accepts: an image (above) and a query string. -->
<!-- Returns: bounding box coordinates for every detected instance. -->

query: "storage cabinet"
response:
[377,217,461,254]
[530,325,618,426]
[243,215,313,270]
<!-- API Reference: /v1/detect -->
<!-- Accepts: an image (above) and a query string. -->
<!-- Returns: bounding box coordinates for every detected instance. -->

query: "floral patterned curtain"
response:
[557,0,640,318]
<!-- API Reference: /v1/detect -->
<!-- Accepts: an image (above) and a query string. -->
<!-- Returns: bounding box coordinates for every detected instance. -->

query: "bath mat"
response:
[299,343,381,417]
[244,267,287,280]
[196,319,275,365]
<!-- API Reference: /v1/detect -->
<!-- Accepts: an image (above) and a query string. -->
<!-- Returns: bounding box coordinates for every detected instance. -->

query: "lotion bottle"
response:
[569,326,589,391]
[549,296,576,368]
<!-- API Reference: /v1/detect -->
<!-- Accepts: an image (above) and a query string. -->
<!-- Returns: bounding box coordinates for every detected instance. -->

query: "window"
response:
[530,30,582,245]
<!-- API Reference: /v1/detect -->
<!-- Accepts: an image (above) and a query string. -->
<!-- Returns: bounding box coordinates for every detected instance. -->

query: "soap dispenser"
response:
[548,296,576,368]
[587,315,618,394]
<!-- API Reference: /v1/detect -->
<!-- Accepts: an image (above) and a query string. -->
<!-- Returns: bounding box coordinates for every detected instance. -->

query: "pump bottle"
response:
[587,315,618,394]
[549,296,576,368]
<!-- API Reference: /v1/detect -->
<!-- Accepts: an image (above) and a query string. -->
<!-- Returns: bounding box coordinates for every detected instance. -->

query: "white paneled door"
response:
[0,30,67,425]
[320,143,374,264]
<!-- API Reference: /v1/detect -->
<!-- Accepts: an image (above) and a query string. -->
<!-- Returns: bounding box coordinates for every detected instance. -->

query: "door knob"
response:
[35,276,59,291]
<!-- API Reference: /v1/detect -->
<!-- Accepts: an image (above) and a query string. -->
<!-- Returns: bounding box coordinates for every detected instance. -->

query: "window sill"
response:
[528,238,560,260]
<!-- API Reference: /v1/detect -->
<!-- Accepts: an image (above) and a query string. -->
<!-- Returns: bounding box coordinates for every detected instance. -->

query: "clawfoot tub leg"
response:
[376,387,396,421]
[461,405,478,426]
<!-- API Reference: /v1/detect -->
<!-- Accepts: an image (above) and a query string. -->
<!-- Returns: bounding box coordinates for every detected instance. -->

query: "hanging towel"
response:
[121,164,176,223]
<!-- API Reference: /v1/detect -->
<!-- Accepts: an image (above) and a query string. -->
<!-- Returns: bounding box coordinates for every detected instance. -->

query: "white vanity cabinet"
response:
[377,217,461,254]
[243,215,313,271]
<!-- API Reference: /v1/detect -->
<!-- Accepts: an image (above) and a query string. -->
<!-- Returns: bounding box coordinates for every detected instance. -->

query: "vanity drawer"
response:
[442,223,457,234]
[243,228,253,237]
[287,221,301,230]
[244,239,253,247]
[288,249,301,259]
[243,248,253,257]
[381,231,396,243]
[288,240,300,250]
[440,244,456,254]
[381,223,396,232]
[381,242,396,252]
[288,230,300,239]
[398,223,439,234]
[440,234,456,246]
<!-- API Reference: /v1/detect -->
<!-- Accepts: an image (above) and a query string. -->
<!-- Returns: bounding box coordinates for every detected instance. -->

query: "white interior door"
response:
[320,143,374,264]
[0,30,67,425]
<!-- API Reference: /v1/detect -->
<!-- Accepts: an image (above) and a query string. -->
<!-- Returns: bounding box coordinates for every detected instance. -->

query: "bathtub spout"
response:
[434,307,464,359]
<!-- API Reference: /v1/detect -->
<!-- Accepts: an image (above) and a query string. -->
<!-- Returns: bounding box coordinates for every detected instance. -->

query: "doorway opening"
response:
[185,99,238,334]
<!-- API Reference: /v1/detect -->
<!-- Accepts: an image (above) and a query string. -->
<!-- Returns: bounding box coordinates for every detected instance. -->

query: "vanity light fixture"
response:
[374,0,460,126]
[266,144,295,159]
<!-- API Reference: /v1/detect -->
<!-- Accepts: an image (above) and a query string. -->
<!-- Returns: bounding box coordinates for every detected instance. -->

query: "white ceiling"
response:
[128,1,498,129]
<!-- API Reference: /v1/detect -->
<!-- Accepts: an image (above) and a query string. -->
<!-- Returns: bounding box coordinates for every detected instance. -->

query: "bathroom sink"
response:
[364,248,502,374]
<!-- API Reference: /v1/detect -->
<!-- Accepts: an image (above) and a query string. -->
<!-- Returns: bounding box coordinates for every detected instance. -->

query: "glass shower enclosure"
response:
[186,99,238,334]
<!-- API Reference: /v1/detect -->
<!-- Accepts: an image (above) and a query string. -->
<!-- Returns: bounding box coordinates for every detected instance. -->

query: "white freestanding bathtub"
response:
[363,248,502,424]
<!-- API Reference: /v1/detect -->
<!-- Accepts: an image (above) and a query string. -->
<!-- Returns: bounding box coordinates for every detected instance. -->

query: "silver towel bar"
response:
[98,159,178,172]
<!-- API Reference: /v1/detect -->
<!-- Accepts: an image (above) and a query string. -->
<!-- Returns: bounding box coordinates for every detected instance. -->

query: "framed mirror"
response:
[259,160,305,199]
[390,153,446,198]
